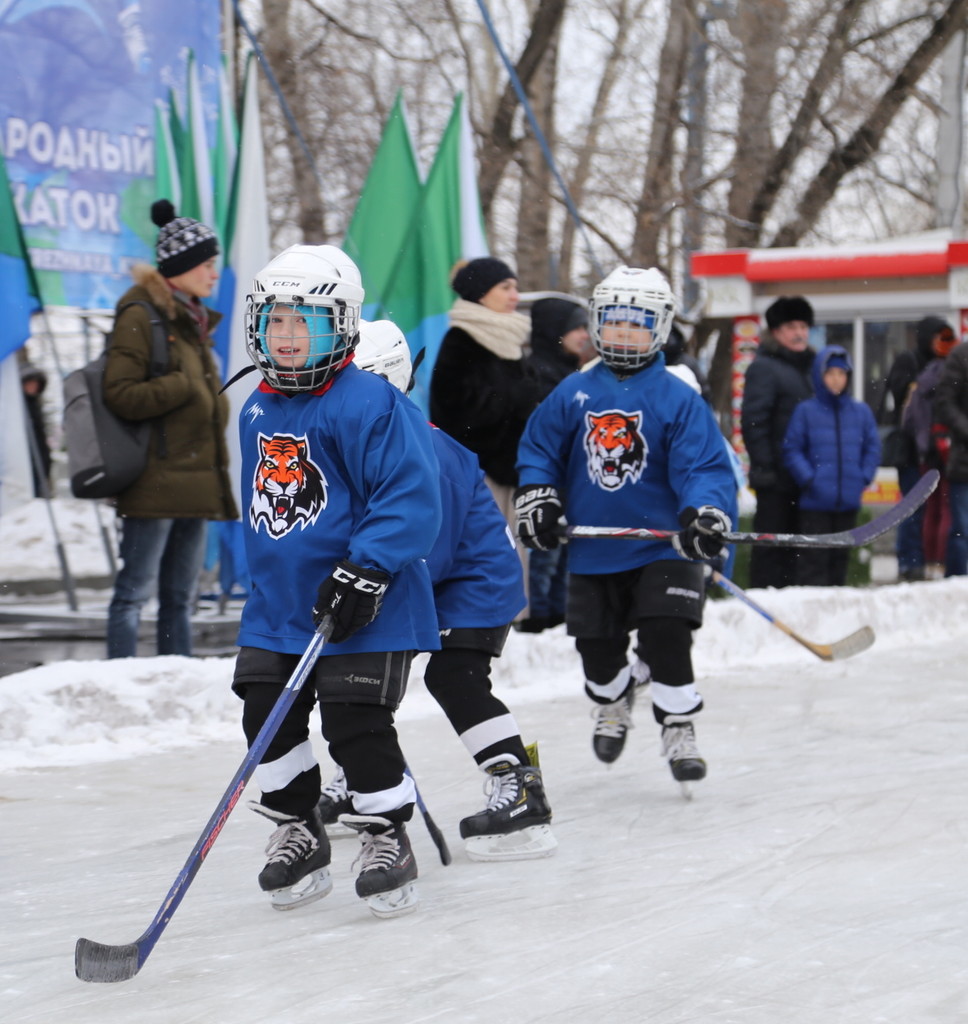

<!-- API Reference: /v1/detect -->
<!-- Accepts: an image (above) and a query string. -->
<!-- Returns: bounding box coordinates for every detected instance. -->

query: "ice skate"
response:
[341,814,418,919]
[459,758,556,862]
[316,767,354,838]
[591,686,635,764]
[660,717,706,800]
[249,802,333,910]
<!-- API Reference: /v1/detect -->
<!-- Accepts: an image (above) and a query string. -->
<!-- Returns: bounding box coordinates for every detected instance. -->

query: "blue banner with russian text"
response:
[0,0,221,309]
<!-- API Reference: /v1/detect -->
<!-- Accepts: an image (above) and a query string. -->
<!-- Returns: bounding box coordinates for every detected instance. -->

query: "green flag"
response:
[213,55,239,245]
[153,99,182,213]
[180,50,215,227]
[376,93,488,410]
[343,91,423,315]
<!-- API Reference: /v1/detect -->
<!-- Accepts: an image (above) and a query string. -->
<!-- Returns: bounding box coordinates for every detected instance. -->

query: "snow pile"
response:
[0,496,117,581]
[3,578,965,772]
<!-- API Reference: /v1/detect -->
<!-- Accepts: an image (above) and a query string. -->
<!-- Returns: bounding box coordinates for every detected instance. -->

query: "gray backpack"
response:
[62,301,170,499]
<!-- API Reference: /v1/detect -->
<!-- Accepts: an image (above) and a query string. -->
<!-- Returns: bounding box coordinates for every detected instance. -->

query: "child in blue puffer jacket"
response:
[783,344,881,585]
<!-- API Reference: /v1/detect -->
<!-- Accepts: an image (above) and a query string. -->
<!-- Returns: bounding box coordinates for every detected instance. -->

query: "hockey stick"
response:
[708,569,875,661]
[406,767,453,866]
[565,469,938,548]
[74,618,335,984]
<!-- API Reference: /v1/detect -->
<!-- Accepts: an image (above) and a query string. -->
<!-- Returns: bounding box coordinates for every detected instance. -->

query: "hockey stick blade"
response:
[567,469,938,548]
[710,570,875,661]
[74,621,333,983]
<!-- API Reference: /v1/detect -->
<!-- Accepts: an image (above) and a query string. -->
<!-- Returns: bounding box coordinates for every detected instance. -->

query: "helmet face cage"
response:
[245,295,359,392]
[245,245,364,393]
[355,319,414,394]
[590,267,676,373]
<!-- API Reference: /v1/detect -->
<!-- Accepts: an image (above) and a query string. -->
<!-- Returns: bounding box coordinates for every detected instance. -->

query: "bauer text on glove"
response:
[514,485,564,551]
[672,506,731,561]
[312,559,391,642]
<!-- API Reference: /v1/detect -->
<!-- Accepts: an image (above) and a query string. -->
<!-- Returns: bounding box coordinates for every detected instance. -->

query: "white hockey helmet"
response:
[589,266,677,373]
[245,244,365,393]
[355,319,414,394]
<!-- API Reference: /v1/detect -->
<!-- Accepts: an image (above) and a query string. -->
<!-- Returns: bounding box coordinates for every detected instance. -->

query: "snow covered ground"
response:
[2,572,967,1023]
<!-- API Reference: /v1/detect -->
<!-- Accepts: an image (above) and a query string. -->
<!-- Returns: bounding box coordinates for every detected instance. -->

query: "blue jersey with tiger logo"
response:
[517,356,736,575]
[428,426,525,629]
[238,363,442,656]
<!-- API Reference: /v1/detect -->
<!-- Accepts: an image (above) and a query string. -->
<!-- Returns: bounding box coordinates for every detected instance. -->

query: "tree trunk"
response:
[630,0,693,267]
[261,0,325,240]
[723,0,787,248]
[477,0,568,218]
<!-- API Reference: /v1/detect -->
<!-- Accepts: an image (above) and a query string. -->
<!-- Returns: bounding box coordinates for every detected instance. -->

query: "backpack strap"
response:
[114,300,170,378]
[112,299,172,459]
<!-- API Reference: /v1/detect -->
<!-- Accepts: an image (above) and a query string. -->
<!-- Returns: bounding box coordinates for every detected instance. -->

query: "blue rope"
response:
[474,0,604,277]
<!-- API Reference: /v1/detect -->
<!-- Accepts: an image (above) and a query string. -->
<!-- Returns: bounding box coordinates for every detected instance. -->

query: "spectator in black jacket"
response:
[741,296,815,589]
[430,258,544,610]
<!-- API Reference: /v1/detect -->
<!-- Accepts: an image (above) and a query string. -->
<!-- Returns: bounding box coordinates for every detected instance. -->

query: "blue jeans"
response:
[948,480,968,576]
[107,517,208,658]
[895,464,925,575]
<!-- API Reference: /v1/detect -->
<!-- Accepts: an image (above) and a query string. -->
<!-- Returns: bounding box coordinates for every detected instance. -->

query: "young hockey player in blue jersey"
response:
[318,320,556,861]
[515,266,736,793]
[233,245,441,918]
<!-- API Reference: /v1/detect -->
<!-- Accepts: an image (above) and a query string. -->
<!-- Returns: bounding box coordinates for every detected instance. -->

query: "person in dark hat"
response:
[20,360,52,497]
[429,257,545,615]
[741,294,816,588]
[102,199,238,659]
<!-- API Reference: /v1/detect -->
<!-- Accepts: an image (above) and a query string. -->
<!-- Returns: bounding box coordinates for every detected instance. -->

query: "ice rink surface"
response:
[2,580,967,1023]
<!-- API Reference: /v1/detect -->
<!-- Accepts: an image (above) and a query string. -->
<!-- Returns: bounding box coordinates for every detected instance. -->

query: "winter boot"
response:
[459,756,557,861]
[316,767,354,838]
[341,814,418,919]
[591,685,636,764]
[249,802,333,911]
[660,716,707,785]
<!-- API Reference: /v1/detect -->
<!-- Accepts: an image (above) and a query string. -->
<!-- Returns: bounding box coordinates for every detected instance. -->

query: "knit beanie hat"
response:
[765,295,814,331]
[152,199,219,278]
[451,257,516,303]
[562,304,589,334]
[825,351,850,372]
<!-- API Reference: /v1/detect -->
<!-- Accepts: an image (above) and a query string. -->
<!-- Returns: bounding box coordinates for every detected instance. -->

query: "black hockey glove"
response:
[312,559,392,643]
[672,505,731,562]
[514,485,564,551]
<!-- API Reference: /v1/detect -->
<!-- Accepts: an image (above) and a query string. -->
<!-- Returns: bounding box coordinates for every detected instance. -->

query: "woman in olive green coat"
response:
[103,199,238,658]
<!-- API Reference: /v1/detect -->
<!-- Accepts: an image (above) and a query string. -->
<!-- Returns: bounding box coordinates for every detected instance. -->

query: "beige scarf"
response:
[449,298,530,360]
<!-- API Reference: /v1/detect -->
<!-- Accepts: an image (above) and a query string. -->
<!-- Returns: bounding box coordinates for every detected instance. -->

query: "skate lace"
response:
[482,769,522,812]
[352,830,400,873]
[320,767,348,802]
[264,821,318,866]
[592,697,634,739]
[662,721,699,762]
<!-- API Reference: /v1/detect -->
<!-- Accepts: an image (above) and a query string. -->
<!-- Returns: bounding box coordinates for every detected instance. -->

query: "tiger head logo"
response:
[250,433,327,537]
[584,410,647,490]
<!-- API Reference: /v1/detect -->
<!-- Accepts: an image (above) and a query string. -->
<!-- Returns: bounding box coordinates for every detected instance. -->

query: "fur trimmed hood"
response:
[131,262,181,320]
